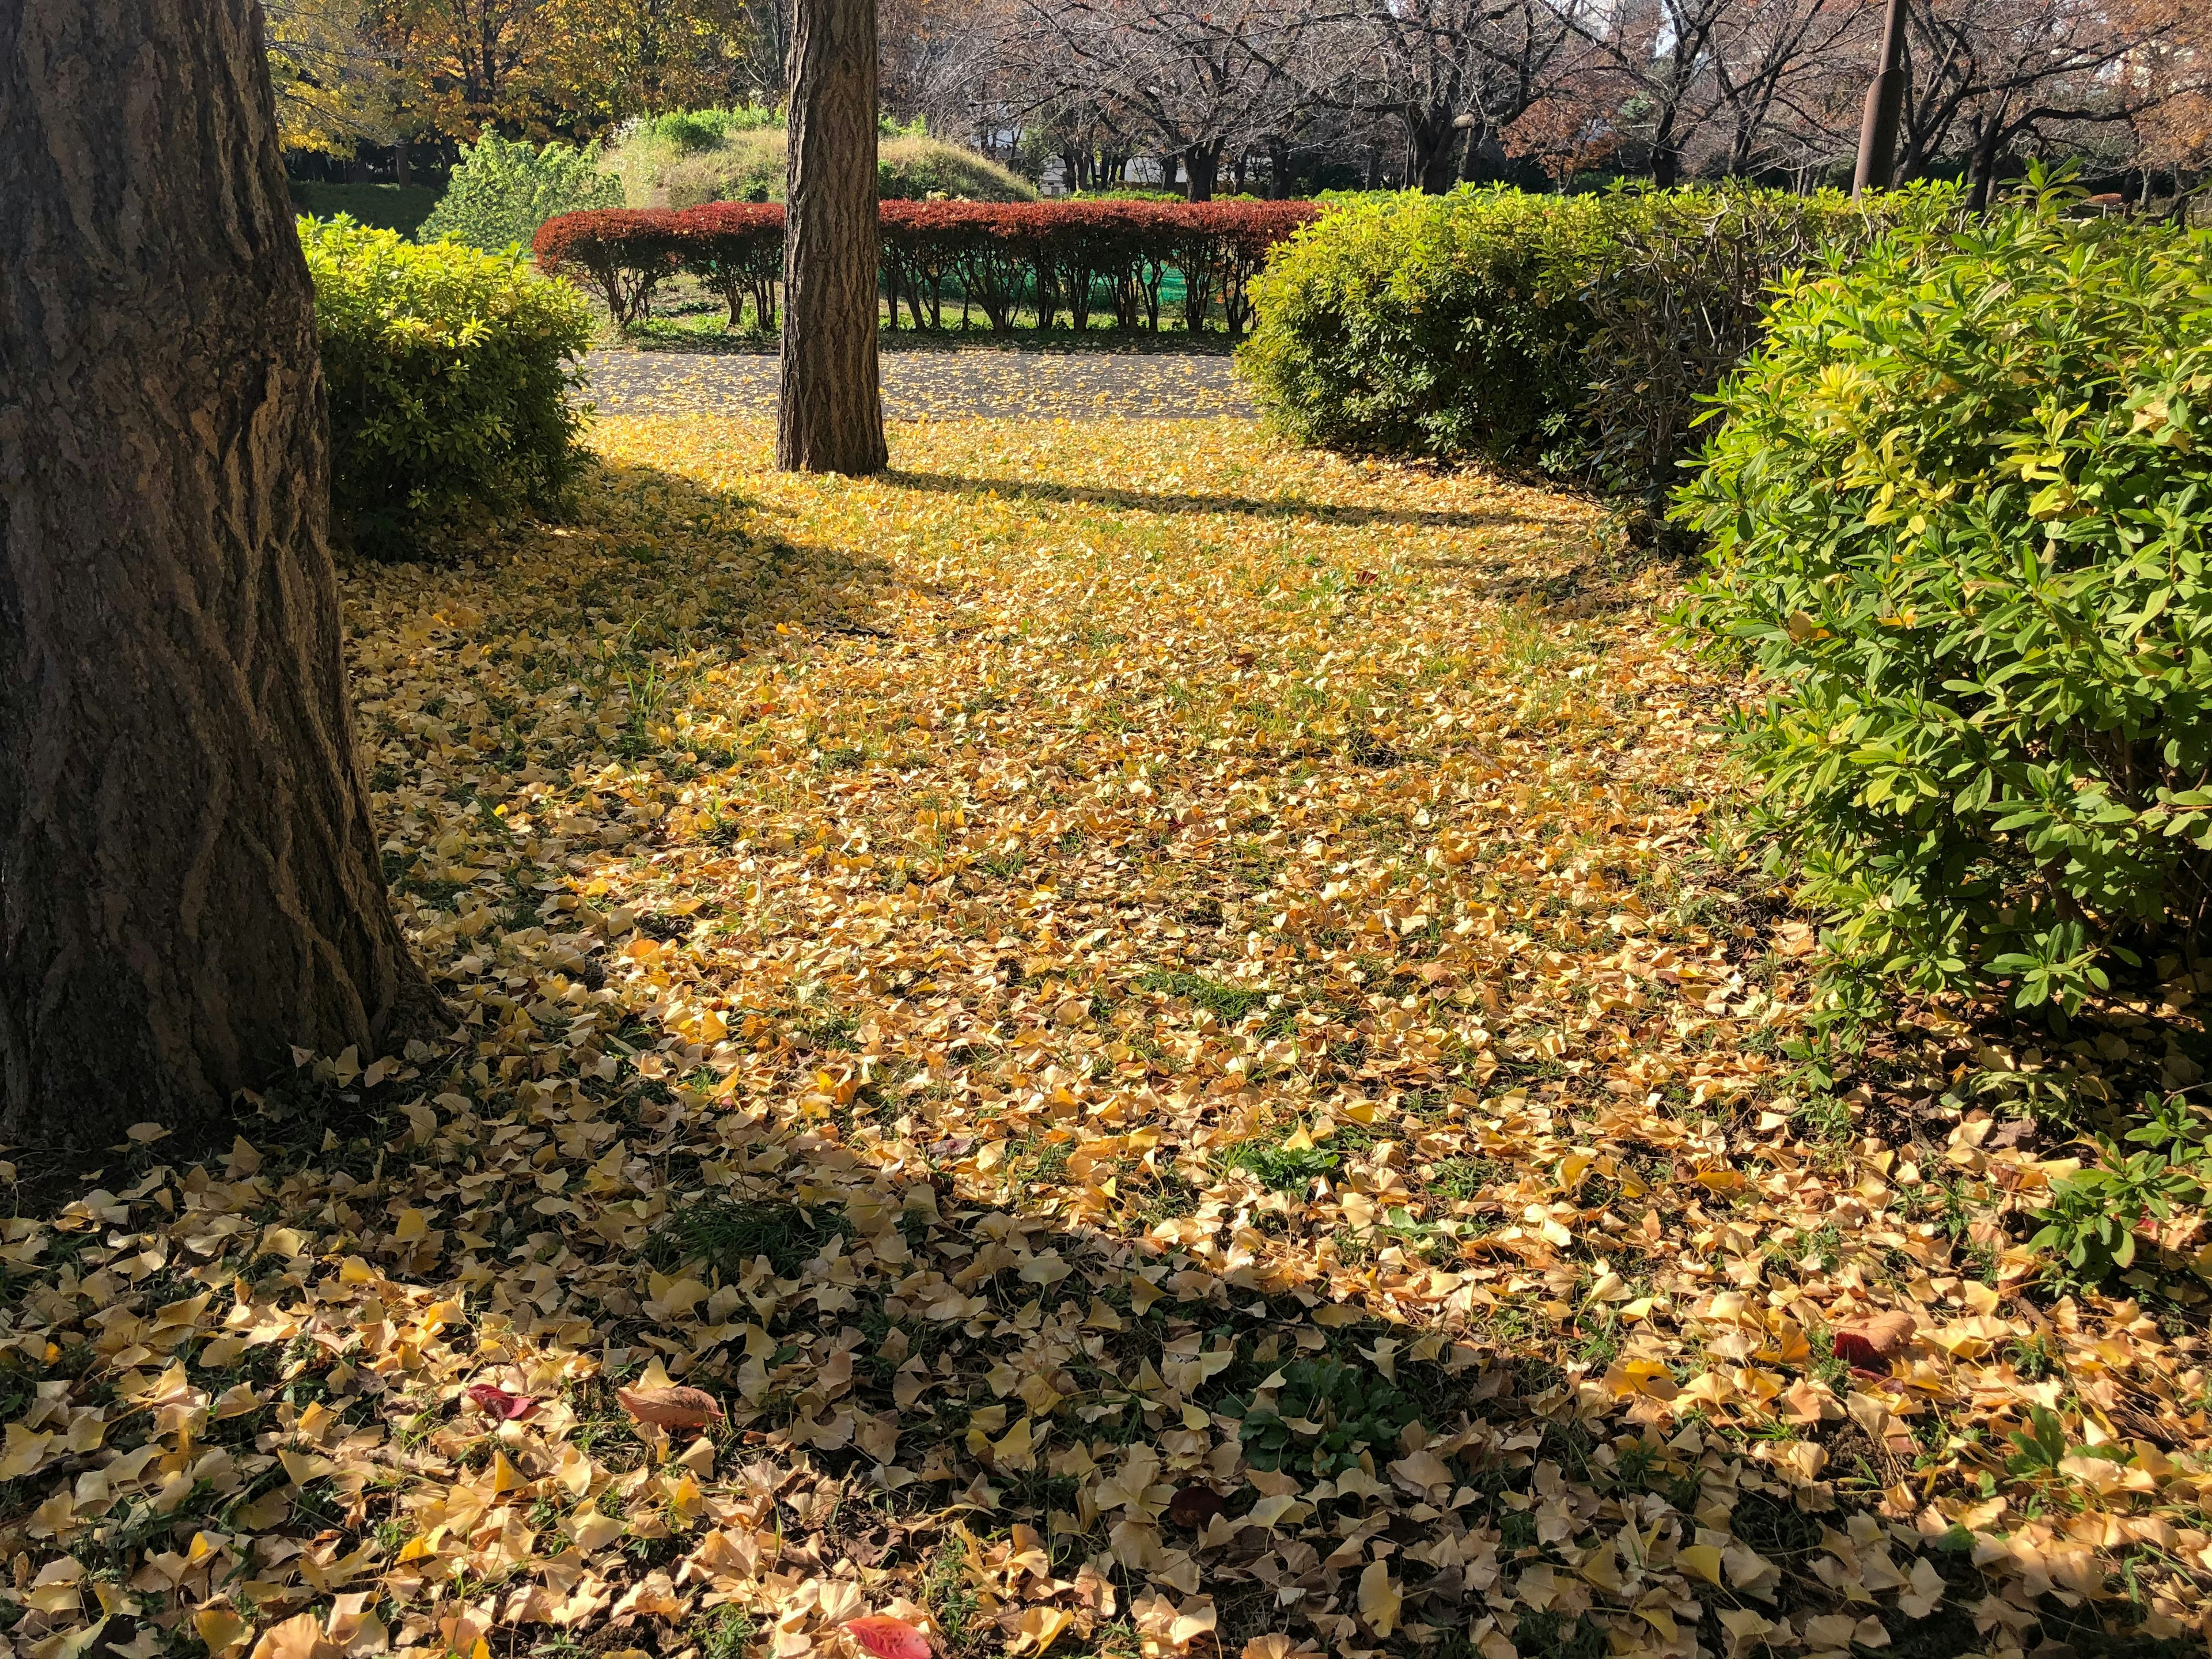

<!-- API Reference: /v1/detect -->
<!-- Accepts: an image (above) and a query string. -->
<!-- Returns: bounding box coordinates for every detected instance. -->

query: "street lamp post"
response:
[1852,0,1909,196]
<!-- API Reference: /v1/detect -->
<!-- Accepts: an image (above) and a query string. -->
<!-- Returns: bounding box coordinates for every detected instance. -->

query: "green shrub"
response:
[1242,183,1958,507]
[1677,180,2212,1013]
[416,132,623,251]
[642,103,782,154]
[1241,187,1608,466]
[2029,1093,2207,1287]
[1577,186,1955,510]
[302,217,596,555]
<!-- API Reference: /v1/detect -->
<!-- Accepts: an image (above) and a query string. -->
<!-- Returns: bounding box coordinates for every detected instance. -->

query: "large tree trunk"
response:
[778,0,887,475]
[0,0,437,1147]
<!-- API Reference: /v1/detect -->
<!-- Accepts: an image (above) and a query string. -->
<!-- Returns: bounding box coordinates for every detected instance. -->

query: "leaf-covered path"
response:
[2,418,2205,1659]
[579,345,1256,421]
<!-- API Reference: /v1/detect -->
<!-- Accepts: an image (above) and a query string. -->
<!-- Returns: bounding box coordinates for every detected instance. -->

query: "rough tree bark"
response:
[1181,146,1221,202]
[778,0,888,475]
[0,0,438,1147]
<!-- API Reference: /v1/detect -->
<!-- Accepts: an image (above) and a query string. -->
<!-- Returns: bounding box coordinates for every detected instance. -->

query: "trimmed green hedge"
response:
[302,217,596,556]
[1241,184,1960,511]
[1678,181,2212,1014]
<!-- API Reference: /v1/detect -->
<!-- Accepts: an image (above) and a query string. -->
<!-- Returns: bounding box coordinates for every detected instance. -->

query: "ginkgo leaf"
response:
[1355,1560,1400,1638]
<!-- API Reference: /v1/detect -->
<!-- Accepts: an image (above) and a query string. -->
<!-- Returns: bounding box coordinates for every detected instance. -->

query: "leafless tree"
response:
[893,0,2202,197]
[1004,0,1302,198]
[1306,0,1584,192]
[1896,0,2161,202]
[1699,0,1870,177]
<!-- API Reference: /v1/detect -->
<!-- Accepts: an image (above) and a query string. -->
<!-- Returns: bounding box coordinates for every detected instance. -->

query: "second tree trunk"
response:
[778,0,888,475]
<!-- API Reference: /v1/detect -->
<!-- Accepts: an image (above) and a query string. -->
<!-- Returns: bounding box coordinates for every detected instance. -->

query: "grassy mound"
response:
[607,113,1035,207]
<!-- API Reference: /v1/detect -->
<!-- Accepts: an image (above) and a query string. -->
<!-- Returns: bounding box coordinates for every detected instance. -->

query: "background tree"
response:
[1700,0,1867,177]
[779,0,889,472]
[1010,0,1299,199]
[2120,0,2212,194]
[1287,0,1582,193]
[1893,0,2155,203]
[1,0,438,1146]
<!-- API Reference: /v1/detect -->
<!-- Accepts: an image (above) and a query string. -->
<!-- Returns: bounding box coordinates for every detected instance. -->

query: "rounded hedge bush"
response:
[1240,188,1608,466]
[303,216,597,556]
[1678,181,2212,1013]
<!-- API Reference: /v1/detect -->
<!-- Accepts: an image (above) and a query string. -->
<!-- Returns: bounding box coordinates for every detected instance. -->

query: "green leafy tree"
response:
[416,131,624,248]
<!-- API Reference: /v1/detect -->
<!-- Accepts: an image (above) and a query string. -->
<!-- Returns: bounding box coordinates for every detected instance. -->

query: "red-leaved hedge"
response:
[531,200,1319,335]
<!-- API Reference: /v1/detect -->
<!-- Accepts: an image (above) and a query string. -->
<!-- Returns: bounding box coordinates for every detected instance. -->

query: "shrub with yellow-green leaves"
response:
[1679,180,2212,1014]
[303,216,596,557]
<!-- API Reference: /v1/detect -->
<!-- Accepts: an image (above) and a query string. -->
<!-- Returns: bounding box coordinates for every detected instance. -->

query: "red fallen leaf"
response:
[1832,1309,1916,1373]
[843,1616,931,1659]
[1168,1483,1226,1528]
[465,1384,539,1421]
[616,1384,724,1429]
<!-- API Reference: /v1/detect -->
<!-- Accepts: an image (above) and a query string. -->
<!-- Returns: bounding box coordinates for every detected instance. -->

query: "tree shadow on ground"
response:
[342,454,897,647]
[611,1157,2135,1659]
[878,468,1537,533]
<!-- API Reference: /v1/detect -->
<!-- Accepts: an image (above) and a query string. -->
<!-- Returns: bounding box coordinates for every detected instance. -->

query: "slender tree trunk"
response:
[0,0,438,1147]
[394,137,411,188]
[1460,123,1490,184]
[778,0,886,475]
[1411,113,1460,194]
[1965,106,2008,211]
[1266,135,1292,199]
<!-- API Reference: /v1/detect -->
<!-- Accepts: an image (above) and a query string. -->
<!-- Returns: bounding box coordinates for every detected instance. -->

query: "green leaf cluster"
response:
[416,132,623,253]
[1220,1358,1421,1476]
[1677,175,2212,1014]
[302,217,597,556]
[2028,1093,2208,1286]
[1240,183,1957,505]
[1222,1140,1340,1191]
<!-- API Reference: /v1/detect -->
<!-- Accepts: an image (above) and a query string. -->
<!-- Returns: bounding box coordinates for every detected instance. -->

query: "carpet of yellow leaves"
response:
[2,418,2206,1659]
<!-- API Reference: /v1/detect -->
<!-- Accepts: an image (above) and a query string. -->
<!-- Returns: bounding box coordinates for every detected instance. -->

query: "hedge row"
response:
[531,200,1320,335]
[1241,183,1964,514]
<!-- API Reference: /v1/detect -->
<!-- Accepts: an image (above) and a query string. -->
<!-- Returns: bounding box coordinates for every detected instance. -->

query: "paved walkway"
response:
[579,345,1256,421]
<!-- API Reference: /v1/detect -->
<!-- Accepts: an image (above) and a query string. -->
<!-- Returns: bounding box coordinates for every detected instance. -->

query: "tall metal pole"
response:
[1852,0,1909,196]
